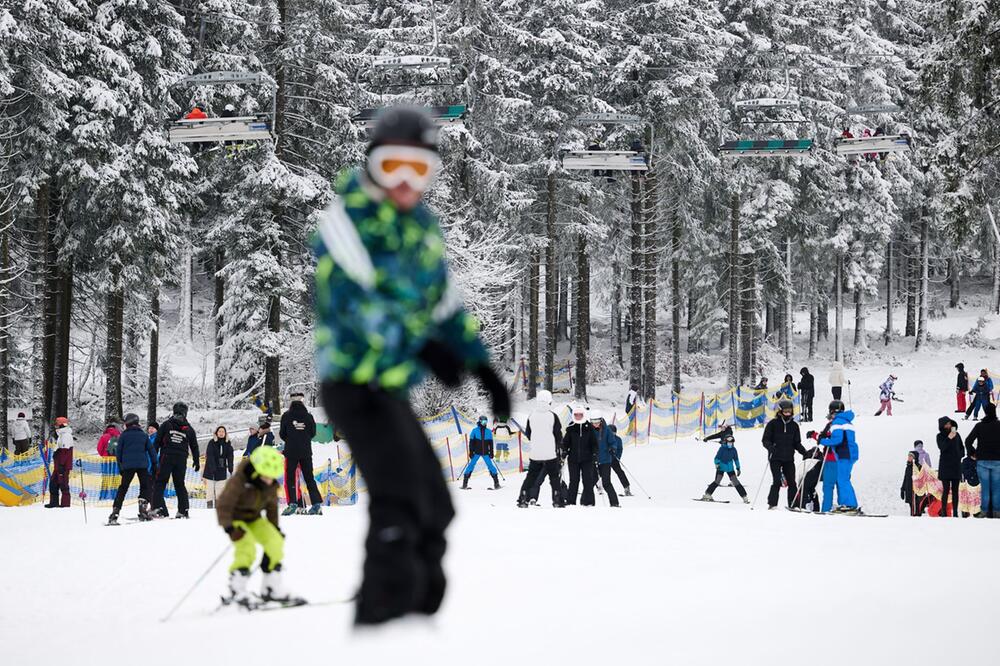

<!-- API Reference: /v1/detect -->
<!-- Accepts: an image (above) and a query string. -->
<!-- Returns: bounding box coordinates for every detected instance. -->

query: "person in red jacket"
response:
[184,106,207,120]
[97,423,121,457]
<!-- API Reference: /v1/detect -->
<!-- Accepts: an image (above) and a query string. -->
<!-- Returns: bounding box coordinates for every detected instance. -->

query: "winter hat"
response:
[800,367,809,375]
[913,440,924,450]
[571,405,587,423]
[290,391,305,401]
[536,389,553,406]
[148,421,159,431]
[956,363,965,370]
[172,402,189,418]
[16,412,24,418]
[54,416,69,427]
[589,409,603,422]
[123,413,140,427]
[367,106,439,154]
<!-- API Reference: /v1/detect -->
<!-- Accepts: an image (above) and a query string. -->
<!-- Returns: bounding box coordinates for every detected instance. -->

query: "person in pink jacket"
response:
[97,423,121,457]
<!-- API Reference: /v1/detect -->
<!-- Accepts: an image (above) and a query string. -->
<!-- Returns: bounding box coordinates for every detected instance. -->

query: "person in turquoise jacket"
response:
[591,411,623,507]
[700,425,750,503]
[314,107,510,626]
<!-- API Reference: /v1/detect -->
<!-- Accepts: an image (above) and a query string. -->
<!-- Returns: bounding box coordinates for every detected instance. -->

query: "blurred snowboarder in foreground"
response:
[313,107,509,625]
[700,425,749,503]
[217,446,302,609]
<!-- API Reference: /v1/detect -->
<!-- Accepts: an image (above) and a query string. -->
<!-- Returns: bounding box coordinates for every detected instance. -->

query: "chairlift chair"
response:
[719,139,814,158]
[560,113,652,172]
[166,71,276,145]
[833,102,913,158]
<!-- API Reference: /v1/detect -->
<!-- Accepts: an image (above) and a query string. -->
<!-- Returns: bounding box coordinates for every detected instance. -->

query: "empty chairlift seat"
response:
[832,133,913,156]
[168,114,272,144]
[352,105,468,128]
[561,150,649,171]
[719,139,814,158]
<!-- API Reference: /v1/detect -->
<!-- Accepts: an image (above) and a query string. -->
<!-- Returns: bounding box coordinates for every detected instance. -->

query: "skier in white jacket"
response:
[516,390,566,508]
[11,412,31,454]
[46,417,75,508]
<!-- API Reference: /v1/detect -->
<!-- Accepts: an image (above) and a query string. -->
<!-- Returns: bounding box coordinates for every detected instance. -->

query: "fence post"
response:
[699,392,705,436]
[325,459,333,506]
[731,390,738,429]
[517,431,523,472]
[672,394,680,443]
[646,402,653,442]
[446,437,455,482]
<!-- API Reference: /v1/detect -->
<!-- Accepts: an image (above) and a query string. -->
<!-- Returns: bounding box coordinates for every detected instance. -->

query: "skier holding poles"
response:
[460,415,501,490]
[517,389,565,508]
[313,107,510,625]
[762,399,807,510]
[699,424,750,503]
[808,400,860,514]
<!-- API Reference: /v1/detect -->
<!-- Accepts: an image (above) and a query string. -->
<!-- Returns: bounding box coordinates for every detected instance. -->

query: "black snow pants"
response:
[597,464,620,507]
[768,459,798,508]
[153,456,189,515]
[566,459,596,506]
[706,470,747,497]
[610,458,629,490]
[112,468,152,514]
[801,391,814,422]
[283,450,322,506]
[941,479,960,517]
[519,459,564,506]
[321,381,454,625]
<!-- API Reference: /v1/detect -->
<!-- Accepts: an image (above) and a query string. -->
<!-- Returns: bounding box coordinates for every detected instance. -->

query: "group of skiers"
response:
[955,364,994,420]
[515,391,631,508]
[701,398,860,513]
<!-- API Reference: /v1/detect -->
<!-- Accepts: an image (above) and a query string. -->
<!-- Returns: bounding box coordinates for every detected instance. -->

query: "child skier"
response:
[45,417,74,508]
[493,417,514,463]
[874,375,897,416]
[461,415,500,489]
[217,446,301,609]
[700,425,749,503]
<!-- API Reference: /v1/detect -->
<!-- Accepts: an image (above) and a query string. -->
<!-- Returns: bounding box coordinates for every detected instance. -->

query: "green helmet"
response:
[249,446,284,480]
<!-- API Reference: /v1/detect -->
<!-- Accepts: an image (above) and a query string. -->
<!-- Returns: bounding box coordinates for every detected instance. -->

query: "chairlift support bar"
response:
[373,54,453,69]
[734,97,800,112]
[832,134,913,156]
[574,113,643,125]
[171,71,275,88]
[561,150,649,171]
[845,103,902,115]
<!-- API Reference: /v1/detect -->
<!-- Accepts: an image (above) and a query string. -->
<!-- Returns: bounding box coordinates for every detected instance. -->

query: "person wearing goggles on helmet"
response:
[314,106,510,626]
[461,416,501,490]
[762,399,807,509]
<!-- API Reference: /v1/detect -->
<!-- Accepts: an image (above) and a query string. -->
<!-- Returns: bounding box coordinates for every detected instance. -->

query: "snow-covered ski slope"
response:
[3,351,999,665]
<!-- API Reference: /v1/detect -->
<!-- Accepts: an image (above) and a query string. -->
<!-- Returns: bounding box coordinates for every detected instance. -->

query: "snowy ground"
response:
[4,352,999,665]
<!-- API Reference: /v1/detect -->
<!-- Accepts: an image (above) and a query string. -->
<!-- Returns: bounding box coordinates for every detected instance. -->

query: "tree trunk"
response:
[39,184,56,426]
[147,286,160,424]
[574,235,588,401]
[265,293,281,414]
[0,213,9,451]
[727,192,741,387]
[213,247,225,393]
[915,214,930,350]
[834,257,843,362]
[629,176,644,393]
[53,264,72,420]
[905,238,917,336]
[783,236,792,359]
[948,256,960,308]
[671,204,682,394]
[854,287,867,348]
[818,297,828,341]
[884,241,893,344]
[611,257,622,368]
[557,267,569,341]
[180,240,193,343]
[528,250,540,398]
[808,300,817,359]
[739,253,756,385]
[544,174,557,391]
[104,276,124,424]
[642,173,657,400]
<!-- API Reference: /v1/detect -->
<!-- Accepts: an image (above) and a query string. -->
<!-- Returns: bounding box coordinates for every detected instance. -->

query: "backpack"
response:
[106,435,119,457]
[962,457,979,486]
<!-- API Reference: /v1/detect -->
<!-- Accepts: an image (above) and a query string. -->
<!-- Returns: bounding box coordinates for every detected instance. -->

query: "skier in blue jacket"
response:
[461,416,500,489]
[108,413,158,524]
[812,401,859,513]
[591,411,623,507]
[700,426,750,503]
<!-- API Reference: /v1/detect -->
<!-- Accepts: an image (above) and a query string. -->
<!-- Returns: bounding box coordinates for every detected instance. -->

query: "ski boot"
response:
[767,505,779,511]
[306,503,323,516]
[107,512,119,526]
[174,510,189,519]
[261,566,305,606]
[700,493,714,502]
[491,474,501,490]
[516,499,528,508]
[207,500,215,509]
[623,487,633,497]
[742,496,751,504]
[460,475,470,490]
[138,498,152,521]
[281,503,299,516]
[225,569,252,609]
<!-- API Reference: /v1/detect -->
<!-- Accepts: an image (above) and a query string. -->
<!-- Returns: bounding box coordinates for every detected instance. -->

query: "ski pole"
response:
[749,452,772,510]
[611,453,651,500]
[75,459,87,524]
[160,544,231,623]
[847,380,852,409]
[490,454,505,482]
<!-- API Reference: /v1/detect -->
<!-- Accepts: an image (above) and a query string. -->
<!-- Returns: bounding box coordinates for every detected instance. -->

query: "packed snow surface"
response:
[4,351,999,664]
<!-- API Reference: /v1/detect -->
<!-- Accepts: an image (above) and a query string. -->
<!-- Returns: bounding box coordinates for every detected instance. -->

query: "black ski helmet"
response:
[828,400,845,415]
[123,413,140,427]
[777,399,794,412]
[172,401,189,418]
[367,106,439,153]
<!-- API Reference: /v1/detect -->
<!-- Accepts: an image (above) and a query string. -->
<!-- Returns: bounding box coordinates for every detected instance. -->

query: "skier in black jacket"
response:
[108,413,157,524]
[798,367,815,422]
[562,405,598,506]
[279,392,321,515]
[152,402,200,518]
[762,399,807,509]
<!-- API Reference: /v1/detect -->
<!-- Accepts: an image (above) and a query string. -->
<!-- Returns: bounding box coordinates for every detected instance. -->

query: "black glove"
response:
[806,430,817,440]
[193,460,200,472]
[900,489,905,501]
[737,469,742,477]
[473,364,511,420]
[418,339,464,387]
[225,526,245,542]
